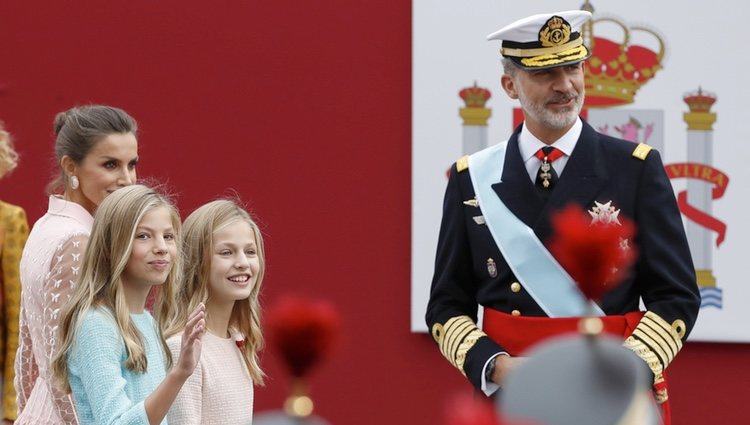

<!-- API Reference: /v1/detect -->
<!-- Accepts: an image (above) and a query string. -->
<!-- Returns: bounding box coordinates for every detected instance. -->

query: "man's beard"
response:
[518,87,585,130]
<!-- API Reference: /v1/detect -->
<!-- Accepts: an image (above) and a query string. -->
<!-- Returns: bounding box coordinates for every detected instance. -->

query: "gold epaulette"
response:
[456,155,469,173]
[632,143,652,160]
[623,311,687,402]
[431,316,486,376]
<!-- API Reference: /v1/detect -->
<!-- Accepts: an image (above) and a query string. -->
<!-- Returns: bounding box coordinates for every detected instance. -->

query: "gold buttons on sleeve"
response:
[431,323,444,344]
[511,309,521,316]
[672,319,687,339]
[510,282,521,293]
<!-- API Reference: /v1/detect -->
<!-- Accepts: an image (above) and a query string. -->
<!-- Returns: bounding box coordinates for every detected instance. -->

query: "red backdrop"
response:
[0,1,746,423]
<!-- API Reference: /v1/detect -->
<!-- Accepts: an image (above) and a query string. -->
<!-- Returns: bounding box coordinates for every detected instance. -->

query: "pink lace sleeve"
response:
[14,303,38,413]
[43,234,87,424]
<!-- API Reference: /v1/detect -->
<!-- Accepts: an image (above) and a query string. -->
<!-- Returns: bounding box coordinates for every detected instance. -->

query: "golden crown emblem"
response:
[581,2,665,108]
[548,16,564,30]
[459,82,492,108]
[683,87,717,113]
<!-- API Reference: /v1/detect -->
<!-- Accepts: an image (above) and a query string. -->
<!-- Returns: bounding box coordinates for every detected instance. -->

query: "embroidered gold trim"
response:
[626,311,687,389]
[455,329,486,375]
[641,316,679,356]
[632,328,670,367]
[443,318,473,364]
[628,349,660,380]
[644,311,675,332]
[672,319,687,339]
[624,336,664,386]
[501,37,582,58]
[438,316,466,357]
[640,321,676,358]
[643,311,683,356]
[445,322,473,362]
[436,315,486,374]
[628,336,664,375]
[456,156,469,173]
[519,45,588,68]
[632,143,652,160]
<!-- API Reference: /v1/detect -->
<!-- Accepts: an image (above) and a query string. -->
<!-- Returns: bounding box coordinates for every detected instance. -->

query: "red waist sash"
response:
[483,308,671,425]
[482,308,645,356]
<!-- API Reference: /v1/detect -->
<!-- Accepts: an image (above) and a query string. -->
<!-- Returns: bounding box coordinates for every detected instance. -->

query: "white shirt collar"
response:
[518,117,583,162]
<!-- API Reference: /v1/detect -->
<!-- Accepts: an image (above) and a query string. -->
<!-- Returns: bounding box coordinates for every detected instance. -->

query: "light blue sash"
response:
[468,142,604,317]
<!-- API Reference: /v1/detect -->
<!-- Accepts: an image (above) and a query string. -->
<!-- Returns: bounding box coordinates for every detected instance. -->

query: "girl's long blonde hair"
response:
[162,199,266,384]
[52,184,182,392]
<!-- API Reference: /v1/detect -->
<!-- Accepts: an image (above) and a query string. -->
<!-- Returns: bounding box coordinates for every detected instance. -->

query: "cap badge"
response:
[539,15,571,47]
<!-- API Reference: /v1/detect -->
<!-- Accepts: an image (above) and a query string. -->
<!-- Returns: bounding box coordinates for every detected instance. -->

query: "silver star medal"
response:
[589,200,621,226]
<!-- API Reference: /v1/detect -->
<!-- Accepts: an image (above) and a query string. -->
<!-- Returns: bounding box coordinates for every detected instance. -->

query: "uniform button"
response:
[510,282,521,293]
[511,309,521,316]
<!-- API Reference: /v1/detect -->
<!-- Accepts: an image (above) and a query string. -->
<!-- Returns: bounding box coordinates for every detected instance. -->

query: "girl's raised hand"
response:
[175,303,205,378]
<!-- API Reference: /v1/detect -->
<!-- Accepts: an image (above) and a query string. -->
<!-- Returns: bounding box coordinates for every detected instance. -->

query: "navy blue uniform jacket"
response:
[425,121,701,391]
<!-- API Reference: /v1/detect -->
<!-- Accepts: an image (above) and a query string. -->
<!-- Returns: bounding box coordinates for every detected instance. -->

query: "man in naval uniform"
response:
[425,9,700,421]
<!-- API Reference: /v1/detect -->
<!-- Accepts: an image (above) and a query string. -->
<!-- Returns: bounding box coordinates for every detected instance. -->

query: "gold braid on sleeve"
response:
[431,315,486,376]
[623,311,685,402]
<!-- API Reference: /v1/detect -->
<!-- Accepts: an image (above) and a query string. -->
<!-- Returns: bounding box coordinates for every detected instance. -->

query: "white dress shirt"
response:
[518,117,583,182]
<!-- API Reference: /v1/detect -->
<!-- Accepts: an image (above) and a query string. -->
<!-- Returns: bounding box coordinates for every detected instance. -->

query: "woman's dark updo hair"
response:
[48,105,138,194]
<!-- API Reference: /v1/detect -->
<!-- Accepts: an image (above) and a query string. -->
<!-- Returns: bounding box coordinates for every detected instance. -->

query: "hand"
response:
[175,303,205,379]
[490,355,526,385]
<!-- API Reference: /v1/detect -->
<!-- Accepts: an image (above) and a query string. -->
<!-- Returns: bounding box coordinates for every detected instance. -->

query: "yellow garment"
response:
[0,201,29,420]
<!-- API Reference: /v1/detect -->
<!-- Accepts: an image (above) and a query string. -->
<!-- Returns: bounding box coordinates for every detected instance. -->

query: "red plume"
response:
[548,204,637,301]
[266,295,340,378]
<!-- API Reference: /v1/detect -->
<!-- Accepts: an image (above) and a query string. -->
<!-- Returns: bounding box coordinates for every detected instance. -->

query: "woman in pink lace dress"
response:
[14,105,139,424]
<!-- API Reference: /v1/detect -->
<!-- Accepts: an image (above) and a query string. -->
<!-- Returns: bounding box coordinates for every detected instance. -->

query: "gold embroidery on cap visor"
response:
[501,37,583,58]
[519,44,589,68]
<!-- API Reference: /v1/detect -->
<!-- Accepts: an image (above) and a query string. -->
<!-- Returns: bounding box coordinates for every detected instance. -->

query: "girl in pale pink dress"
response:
[14,105,138,424]
[162,200,266,425]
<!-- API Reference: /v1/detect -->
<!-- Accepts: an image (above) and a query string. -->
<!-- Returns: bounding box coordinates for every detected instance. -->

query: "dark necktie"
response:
[534,146,564,196]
